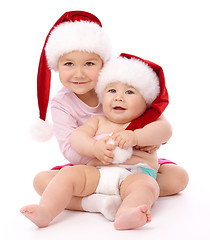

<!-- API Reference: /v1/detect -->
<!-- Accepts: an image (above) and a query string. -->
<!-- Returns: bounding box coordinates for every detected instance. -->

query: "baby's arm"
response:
[70,117,115,165]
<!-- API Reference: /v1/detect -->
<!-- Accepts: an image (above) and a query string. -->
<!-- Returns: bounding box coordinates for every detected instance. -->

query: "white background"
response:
[1,0,210,239]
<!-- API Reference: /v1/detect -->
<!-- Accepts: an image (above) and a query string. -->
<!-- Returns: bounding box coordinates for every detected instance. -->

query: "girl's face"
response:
[58,51,103,97]
[102,82,147,124]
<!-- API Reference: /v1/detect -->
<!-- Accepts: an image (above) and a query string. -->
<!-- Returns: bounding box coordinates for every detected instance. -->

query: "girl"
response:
[30,10,188,221]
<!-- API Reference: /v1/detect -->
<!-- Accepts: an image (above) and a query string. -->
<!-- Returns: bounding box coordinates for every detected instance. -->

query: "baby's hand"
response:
[93,137,115,165]
[112,130,138,149]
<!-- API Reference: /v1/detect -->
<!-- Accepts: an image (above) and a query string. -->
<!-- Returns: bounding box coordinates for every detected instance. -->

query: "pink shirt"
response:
[51,87,103,164]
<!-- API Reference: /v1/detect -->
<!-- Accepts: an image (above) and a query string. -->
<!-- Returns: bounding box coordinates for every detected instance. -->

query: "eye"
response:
[108,89,116,93]
[85,62,95,66]
[64,62,74,67]
[125,90,134,94]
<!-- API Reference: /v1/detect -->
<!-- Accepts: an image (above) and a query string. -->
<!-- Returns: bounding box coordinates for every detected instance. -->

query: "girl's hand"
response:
[134,145,161,153]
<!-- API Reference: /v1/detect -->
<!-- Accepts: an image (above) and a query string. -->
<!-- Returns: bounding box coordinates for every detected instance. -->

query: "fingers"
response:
[147,147,159,154]
[143,146,157,153]
[101,156,113,165]
[139,146,150,152]
[106,142,116,151]
[115,138,129,149]
[134,145,141,150]
[112,131,135,149]
[134,145,160,153]
[101,144,115,165]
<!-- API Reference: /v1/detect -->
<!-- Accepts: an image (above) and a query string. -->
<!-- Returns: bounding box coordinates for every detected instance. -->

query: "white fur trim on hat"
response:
[45,21,112,71]
[30,119,53,141]
[96,57,160,106]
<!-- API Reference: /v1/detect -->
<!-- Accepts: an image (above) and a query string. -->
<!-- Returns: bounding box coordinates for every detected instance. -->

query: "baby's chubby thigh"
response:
[59,165,100,197]
[119,173,160,201]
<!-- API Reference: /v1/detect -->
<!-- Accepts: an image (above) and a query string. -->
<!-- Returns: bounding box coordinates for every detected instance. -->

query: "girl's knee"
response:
[33,170,57,195]
[174,166,189,191]
[158,164,189,196]
[33,171,46,193]
[33,172,41,194]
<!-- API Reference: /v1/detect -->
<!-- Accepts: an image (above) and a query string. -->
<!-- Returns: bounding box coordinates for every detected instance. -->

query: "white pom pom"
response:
[30,119,53,141]
[107,139,133,164]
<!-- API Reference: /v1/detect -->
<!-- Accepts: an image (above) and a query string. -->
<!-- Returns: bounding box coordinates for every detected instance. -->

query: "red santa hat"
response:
[96,53,169,130]
[32,11,112,141]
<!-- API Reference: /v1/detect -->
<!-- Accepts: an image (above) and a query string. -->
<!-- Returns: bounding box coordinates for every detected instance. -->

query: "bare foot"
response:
[20,204,52,228]
[114,205,151,230]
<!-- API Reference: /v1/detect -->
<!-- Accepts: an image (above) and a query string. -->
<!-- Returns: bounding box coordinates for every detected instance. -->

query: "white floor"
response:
[2,136,210,240]
[4,181,210,240]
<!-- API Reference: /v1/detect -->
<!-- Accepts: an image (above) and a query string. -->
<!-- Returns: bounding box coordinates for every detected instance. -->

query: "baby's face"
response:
[102,81,147,124]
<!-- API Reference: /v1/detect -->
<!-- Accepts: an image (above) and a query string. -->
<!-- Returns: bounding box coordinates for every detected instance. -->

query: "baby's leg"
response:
[114,174,159,230]
[81,194,121,221]
[33,169,121,220]
[20,165,100,228]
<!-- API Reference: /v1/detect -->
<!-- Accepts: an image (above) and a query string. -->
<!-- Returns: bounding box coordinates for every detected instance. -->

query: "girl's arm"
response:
[112,115,172,149]
[51,98,95,165]
[134,115,172,147]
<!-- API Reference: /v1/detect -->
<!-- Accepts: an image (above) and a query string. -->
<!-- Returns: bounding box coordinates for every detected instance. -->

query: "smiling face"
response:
[102,82,147,124]
[57,51,103,97]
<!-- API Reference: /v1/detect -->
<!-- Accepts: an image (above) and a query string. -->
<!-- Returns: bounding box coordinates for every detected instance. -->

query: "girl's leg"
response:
[20,165,100,228]
[114,174,159,230]
[33,170,59,196]
[157,164,189,196]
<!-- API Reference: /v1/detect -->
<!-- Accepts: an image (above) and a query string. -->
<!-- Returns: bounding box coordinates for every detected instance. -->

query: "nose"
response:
[74,67,85,78]
[114,92,124,101]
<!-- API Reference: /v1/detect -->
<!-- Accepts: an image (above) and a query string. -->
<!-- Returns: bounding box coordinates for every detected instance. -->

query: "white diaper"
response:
[95,166,131,195]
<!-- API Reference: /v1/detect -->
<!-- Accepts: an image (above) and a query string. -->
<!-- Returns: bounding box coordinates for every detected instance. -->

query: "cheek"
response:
[129,99,147,117]
[102,97,112,113]
[59,71,67,82]
[59,71,73,85]
[90,72,100,83]
[89,67,102,81]
[102,100,108,113]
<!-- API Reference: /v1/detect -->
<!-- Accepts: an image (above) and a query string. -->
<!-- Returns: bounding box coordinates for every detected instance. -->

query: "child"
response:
[21,54,165,230]
[31,11,188,220]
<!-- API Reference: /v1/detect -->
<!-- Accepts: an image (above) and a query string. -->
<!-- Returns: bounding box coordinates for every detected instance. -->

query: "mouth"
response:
[72,81,88,85]
[113,106,126,111]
